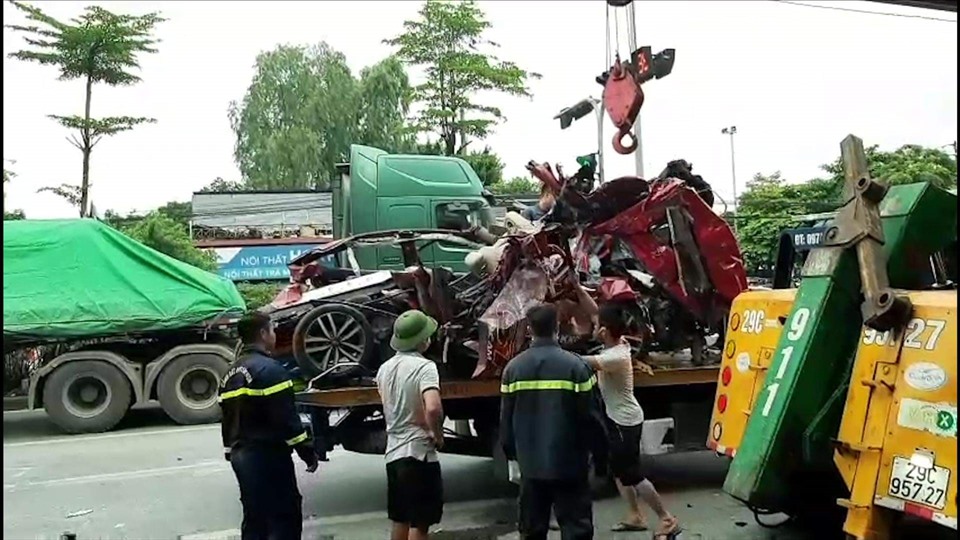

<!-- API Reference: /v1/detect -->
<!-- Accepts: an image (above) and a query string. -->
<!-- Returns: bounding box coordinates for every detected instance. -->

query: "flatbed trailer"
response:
[295,354,720,481]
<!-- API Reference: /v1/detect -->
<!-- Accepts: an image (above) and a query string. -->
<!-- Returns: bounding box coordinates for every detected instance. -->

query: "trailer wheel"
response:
[42,360,132,434]
[157,354,227,425]
[293,303,376,378]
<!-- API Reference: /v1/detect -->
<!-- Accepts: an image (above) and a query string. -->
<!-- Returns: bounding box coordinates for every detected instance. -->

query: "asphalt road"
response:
[5,407,950,540]
[3,406,512,540]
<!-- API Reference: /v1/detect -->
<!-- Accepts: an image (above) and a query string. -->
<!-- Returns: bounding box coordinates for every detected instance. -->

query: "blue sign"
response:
[211,244,335,281]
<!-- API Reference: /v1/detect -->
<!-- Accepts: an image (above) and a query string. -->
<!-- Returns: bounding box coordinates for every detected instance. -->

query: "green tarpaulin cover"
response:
[3,219,246,341]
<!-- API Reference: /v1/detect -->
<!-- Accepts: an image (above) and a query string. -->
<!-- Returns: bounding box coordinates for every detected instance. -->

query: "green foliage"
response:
[199,177,246,193]
[735,173,838,274]
[736,143,957,274]
[357,57,415,153]
[460,146,503,187]
[37,183,82,214]
[229,44,413,190]
[489,176,539,195]
[820,144,957,191]
[3,161,25,220]
[385,0,540,156]
[105,198,192,235]
[409,140,445,156]
[123,211,216,271]
[236,282,282,311]
[6,1,164,216]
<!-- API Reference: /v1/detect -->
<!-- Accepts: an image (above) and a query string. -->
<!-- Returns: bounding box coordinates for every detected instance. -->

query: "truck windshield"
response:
[435,202,492,231]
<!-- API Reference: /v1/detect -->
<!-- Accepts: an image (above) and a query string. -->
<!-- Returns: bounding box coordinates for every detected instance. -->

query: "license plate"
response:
[888,456,951,510]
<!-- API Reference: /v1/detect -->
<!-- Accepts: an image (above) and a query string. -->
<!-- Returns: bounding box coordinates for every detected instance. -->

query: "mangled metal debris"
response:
[267,160,747,388]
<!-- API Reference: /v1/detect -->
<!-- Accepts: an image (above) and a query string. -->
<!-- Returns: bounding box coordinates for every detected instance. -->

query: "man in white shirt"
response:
[581,303,680,538]
[376,310,445,540]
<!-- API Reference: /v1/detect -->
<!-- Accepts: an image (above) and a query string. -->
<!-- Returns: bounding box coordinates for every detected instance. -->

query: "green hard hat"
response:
[390,309,438,352]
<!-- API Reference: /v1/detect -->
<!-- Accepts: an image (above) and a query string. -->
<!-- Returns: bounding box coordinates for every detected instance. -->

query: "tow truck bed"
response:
[296,358,719,408]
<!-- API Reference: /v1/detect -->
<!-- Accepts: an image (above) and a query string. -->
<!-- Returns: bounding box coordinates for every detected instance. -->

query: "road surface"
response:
[5,407,947,539]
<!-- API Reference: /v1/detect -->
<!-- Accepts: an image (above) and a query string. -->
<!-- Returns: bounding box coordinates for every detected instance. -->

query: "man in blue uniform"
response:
[500,304,609,540]
[220,311,319,540]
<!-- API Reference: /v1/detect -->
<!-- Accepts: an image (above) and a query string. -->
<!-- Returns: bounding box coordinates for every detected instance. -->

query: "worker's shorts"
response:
[608,421,645,487]
[386,457,444,528]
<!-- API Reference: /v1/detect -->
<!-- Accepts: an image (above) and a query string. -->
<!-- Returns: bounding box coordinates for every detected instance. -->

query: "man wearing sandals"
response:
[581,303,681,538]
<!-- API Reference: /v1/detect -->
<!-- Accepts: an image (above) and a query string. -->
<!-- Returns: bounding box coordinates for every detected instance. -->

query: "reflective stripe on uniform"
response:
[500,375,597,394]
[219,380,294,402]
[285,432,308,446]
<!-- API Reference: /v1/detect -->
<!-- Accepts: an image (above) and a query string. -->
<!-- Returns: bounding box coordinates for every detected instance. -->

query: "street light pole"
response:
[721,125,739,233]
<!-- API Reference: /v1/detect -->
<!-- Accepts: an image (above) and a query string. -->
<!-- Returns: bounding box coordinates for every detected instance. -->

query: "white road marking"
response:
[3,424,218,448]
[4,466,33,478]
[6,460,228,491]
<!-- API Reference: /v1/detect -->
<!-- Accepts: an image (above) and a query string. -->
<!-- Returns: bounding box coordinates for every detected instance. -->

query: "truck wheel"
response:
[157,354,227,425]
[42,360,132,434]
[293,303,376,378]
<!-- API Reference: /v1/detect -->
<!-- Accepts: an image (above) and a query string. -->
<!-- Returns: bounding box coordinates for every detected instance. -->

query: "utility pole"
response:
[721,126,739,233]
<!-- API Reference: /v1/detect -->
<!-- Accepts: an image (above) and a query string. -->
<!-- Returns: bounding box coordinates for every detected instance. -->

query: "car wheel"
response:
[292,303,376,378]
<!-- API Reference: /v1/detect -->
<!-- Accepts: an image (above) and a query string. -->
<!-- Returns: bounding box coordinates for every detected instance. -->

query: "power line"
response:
[772,0,958,22]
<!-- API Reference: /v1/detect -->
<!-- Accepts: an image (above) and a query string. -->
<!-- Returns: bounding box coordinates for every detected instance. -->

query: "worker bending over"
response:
[500,304,609,540]
[219,311,319,540]
[582,304,680,539]
[377,310,446,540]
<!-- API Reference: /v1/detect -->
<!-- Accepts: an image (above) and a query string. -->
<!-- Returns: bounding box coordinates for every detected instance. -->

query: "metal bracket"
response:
[822,135,913,332]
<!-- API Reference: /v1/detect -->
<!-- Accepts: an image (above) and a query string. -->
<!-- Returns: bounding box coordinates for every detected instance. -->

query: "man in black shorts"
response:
[376,310,446,540]
[581,304,680,538]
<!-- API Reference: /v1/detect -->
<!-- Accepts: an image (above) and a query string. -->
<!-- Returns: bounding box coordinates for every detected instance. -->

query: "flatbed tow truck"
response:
[296,350,721,476]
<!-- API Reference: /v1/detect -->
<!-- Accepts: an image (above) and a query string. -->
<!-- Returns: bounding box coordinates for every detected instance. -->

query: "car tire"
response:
[157,353,228,425]
[43,360,132,434]
[292,303,376,378]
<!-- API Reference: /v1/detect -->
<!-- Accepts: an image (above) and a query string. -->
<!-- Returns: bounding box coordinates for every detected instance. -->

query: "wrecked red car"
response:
[267,163,747,389]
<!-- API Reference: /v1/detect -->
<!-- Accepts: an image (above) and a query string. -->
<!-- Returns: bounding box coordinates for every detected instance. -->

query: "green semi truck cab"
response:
[332,145,493,273]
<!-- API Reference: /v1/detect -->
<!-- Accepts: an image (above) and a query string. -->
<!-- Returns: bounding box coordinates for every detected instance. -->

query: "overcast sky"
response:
[3,0,957,219]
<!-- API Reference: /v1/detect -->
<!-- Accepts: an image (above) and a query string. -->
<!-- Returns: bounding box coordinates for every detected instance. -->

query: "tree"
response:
[199,177,246,193]
[357,57,415,153]
[6,1,164,217]
[123,211,216,271]
[461,146,503,187]
[735,143,957,275]
[229,44,413,190]
[820,144,956,192]
[36,184,83,214]
[488,176,540,195]
[385,0,540,156]
[235,282,282,311]
[735,172,840,274]
[3,161,25,220]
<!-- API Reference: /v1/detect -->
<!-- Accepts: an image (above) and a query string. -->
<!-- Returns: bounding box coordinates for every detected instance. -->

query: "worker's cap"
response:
[390,309,438,352]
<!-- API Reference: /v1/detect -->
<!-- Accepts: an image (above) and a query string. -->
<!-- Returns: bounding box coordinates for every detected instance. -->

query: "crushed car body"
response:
[267,161,747,389]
